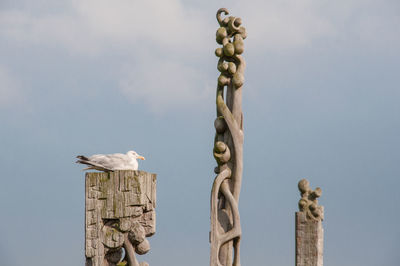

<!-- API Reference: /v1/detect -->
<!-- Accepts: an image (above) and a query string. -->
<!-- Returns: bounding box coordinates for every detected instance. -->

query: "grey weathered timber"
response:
[85,170,156,266]
[210,8,246,266]
[295,179,324,266]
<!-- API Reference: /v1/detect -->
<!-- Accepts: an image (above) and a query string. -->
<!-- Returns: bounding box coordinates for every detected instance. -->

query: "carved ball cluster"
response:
[102,219,151,263]
[213,117,231,175]
[215,8,247,89]
[128,221,151,255]
[298,179,324,221]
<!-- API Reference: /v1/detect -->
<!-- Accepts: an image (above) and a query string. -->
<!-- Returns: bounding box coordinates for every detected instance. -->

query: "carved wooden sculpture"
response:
[296,179,324,266]
[85,170,156,266]
[210,8,246,266]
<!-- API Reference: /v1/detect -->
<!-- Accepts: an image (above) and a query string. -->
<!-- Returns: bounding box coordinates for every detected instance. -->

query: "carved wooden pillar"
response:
[295,179,324,266]
[210,8,246,266]
[85,170,156,266]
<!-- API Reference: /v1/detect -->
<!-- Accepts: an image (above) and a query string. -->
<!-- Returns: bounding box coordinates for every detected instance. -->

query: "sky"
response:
[0,0,399,265]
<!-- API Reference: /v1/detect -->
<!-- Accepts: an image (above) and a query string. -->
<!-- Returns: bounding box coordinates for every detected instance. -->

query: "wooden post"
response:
[295,179,324,266]
[210,8,247,266]
[85,170,156,266]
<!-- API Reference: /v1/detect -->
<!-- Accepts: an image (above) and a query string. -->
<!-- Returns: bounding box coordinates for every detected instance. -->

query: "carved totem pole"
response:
[210,8,246,266]
[296,179,324,266]
[85,170,156,266]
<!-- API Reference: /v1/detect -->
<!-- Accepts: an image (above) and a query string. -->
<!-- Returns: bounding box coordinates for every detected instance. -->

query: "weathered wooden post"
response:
[85,170,156,266]
[210,8,246,266]
[295,179,324,266]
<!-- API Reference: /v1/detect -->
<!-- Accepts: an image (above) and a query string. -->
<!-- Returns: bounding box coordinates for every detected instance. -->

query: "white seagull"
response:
[76,150,145,172]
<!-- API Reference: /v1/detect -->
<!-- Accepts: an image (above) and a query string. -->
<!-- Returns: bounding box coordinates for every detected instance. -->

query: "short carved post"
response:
[295,179,324,266]
[210,8,246,266]
[85,170,156,266]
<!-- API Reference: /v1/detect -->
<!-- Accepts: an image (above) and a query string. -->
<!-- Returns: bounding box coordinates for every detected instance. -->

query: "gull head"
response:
[127,150,145,161]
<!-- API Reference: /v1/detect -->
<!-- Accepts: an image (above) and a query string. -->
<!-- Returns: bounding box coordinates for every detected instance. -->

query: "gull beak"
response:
[138,156,145,160]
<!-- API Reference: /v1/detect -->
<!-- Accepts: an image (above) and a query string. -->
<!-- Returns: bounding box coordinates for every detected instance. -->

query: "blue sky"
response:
[0,0,399,265]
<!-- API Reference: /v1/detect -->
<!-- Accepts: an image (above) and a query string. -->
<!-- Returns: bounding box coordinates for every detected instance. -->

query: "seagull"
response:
[76,150,145,172]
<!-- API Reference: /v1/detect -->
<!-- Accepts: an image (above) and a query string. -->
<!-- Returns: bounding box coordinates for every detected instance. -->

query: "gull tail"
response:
[76,157,113,172]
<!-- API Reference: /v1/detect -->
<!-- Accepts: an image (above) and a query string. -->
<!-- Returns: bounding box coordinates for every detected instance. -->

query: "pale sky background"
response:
[0,0,399,265]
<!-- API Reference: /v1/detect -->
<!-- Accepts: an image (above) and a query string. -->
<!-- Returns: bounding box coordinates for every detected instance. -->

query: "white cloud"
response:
[2,0,398,53]
[74,0,209,50]
[0,0,211,54]
[1,0,398,112]
[232,0,400,52]
[119,54,213,114]
[0,0,214,112]
[235,0,334,51]
[0,65,25,108]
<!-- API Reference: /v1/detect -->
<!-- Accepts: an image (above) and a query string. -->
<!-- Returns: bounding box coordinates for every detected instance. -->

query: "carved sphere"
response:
[214,117,227,134]
[214,141,231,164]
[218,74,229,86]
[234,36,244,54]
[128,222,146,244]
[214,141,227,153]
[136,239,150,255]
[218,62,229,73]
[105,249,123,264]
[215,48,223,57]
[298,179,309,194]
[228,17,241,32]
[216,27,228,44]
[234,17,242,27]
[311,208,321,218]
[223,43,235,57]
[228,62,237,74]
[102,226,125,248]
[239,27,247,39]
[298,199,307,211]
[214,167,220,174]
[232,72,244,88]
[314,187,322,198]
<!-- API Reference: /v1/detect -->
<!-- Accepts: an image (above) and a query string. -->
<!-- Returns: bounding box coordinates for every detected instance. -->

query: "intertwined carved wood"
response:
[85,170,156,266]
[296,179,324,266]
[210,8,246,266]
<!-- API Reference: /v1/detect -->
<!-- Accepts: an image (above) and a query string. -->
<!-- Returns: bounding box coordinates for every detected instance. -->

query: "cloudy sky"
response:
[0,0,399,265]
